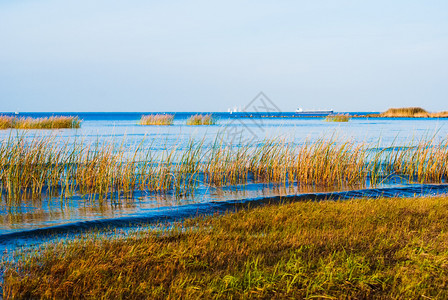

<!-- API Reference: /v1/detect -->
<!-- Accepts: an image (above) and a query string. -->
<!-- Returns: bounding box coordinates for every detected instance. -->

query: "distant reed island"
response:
[325,114,351,122]
[138,113,216,125]
[139,114,174,125]
[186,114,216,125]
[362,107,448,118]
[0,115,81,129]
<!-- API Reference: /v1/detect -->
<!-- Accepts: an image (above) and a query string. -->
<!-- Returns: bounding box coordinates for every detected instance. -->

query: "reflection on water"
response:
[0,178,397,234]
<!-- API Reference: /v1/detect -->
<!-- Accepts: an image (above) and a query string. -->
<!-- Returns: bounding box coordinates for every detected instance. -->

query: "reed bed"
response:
[186,114,216,125]
[325,114,350,122]
[375,107,448,118]
[0,116,81,129]
[431,110,448,118]
[4,195,448,298]
[380,107,429,118]
[139,114,174,125]
[1,135,448,206]
[0,116,14,129]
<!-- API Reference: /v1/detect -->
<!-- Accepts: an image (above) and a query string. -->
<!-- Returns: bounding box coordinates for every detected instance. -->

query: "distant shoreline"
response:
[1,108,447,119]
[360,107,448,118]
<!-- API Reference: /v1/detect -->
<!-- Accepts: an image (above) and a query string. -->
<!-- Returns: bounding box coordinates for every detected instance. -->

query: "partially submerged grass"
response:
[0,116,81,129]
[3,195,448,298]
[1,134,448,206]
[139,114,174,125]
[325,114,350,122]
[0,136,367,204]
[186,114,216,125]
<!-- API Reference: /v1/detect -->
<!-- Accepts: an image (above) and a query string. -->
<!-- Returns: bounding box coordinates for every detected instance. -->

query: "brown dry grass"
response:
[139,114,174,125]
[374,107,448,118]
[0,116,81,129]
[380,107,429,117]
[186,114,216,125]
[432,111,448,118]
[2,134,448,205]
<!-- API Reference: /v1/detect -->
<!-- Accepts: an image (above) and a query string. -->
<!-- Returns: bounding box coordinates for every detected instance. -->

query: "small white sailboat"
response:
[227,106,242,114]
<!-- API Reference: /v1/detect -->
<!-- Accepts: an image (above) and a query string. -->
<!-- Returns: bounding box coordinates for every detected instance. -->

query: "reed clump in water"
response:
[0,116,81,129]
[203,138,367,187]
[139,114,174,125]
[384,138,448,183]
[2,134,448,205]
[325,114,350,122]
[4,195,448,298]
[186,114,216,125]
[0,136,368,204]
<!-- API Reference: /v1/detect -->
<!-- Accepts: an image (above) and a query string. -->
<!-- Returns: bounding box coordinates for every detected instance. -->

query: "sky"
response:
[0,0,447,112]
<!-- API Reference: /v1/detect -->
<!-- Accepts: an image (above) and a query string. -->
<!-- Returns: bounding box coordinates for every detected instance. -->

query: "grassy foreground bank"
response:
[3,196,448,299]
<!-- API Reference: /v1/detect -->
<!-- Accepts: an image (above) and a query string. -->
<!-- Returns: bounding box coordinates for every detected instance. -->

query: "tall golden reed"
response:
[0,116,81,129]
[186,114,216,125]
[139,114,174,125]
[1,134,448,206]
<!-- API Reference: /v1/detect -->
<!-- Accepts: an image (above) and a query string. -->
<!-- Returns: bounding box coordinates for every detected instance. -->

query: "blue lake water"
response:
[1,112,448,237]
[1,112,447,147]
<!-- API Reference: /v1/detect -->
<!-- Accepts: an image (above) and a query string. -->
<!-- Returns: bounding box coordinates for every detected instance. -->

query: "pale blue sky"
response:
[0,0,447,112]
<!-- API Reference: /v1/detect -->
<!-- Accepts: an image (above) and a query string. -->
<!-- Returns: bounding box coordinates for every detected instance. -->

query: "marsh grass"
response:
[432,111,448,118]
[325,114,351,122]
[376,107,448,118]
[3,196,448,298]
[1,135,448,206]
[0,116,80,129]
[380,107,429,118]
[139,114,174,125]
[0,116,14,129]
[186,114,216,125]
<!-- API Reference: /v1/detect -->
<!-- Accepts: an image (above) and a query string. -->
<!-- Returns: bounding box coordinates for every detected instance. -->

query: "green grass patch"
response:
[3,196,448,299]
[325,114,351,122]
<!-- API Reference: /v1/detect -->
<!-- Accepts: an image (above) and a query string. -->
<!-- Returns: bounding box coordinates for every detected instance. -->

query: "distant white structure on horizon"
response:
[227,106,243,114]
[295,107,333,115]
